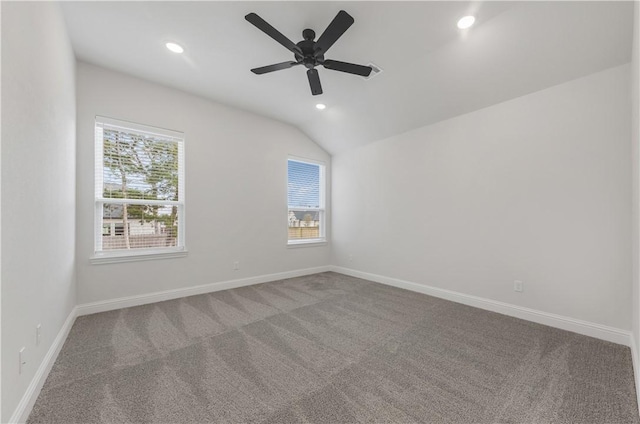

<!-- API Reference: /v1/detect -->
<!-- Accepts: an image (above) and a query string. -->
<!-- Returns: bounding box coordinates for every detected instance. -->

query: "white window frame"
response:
[91,116,187,264]
[287,156,327,247]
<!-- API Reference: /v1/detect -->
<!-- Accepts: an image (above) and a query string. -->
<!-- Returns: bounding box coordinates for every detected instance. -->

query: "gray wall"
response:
[1,2,77,421]
[631,0,640,406]
[332,64,631,330]
[76,63,331,304]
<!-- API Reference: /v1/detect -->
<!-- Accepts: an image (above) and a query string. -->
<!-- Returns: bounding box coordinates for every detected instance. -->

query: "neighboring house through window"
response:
[287,157,326,244]
[93,116,186,262]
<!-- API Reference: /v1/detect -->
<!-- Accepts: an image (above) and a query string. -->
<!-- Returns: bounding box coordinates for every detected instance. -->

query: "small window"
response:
[94,117,186,261]
[287,157,326,245]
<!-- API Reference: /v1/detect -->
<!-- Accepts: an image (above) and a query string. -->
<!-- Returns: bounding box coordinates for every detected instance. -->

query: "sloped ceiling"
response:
[61,1,633,154]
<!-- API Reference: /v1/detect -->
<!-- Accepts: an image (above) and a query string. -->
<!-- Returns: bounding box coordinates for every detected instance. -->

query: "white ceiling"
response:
[60,1,633,154]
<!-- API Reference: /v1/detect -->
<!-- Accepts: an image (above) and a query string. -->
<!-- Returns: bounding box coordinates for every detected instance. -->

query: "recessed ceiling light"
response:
[315,103,326,110]
[457,16,476,29]
[165,42,184,54]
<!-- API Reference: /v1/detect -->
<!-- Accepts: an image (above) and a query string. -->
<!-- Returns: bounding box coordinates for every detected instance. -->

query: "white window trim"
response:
[287,240,328,248]
[92,116,187,263]
[90,248,188,265]
[287,156,327,247]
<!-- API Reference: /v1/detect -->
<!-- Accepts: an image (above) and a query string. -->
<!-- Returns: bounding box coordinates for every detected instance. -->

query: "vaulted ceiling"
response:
[61,1,633,154]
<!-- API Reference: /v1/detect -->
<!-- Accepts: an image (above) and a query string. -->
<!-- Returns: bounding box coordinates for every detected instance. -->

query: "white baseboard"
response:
[631,334,640,414]
[76,265,332,316]
[9,307,78,424]
[331,266,632,346]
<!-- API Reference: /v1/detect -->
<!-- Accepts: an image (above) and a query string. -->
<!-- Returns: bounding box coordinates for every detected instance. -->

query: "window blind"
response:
[95,117,185,253]
[288,160,320,208]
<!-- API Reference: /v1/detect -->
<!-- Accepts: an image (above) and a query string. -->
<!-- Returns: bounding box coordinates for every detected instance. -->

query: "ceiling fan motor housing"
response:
[297,31,323,69]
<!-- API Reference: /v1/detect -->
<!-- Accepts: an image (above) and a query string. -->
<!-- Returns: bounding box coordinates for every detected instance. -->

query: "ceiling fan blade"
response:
[251,61,300,75]
[307,68,323,95]
[322,60,372,77]
[314,10,354,56]
[245,13,302,56]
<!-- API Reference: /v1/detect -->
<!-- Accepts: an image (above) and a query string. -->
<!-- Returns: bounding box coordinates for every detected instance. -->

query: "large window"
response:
[288,157,326,244]
[93,117,185,262]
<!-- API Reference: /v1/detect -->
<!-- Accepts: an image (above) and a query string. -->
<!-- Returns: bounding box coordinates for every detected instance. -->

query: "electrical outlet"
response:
[514,280,524,293]
[19,347,26,374]
[233,261,240,271]
[36,324,42,346]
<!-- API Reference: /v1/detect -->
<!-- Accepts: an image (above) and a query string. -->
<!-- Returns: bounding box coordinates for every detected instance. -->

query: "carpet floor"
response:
[28,272,639,423]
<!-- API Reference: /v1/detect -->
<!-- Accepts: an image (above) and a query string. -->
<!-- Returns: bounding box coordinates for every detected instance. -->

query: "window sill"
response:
[287,239,327,248]
[90,248,188,265]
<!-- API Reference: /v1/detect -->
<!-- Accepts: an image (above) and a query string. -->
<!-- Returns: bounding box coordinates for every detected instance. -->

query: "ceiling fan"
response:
[245,10,372,96]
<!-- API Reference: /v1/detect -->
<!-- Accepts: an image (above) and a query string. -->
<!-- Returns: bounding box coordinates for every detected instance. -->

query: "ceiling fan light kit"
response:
[245,10,373,96]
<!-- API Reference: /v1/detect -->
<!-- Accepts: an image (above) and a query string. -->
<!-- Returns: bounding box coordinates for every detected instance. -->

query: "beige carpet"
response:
[28,272,639,423]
